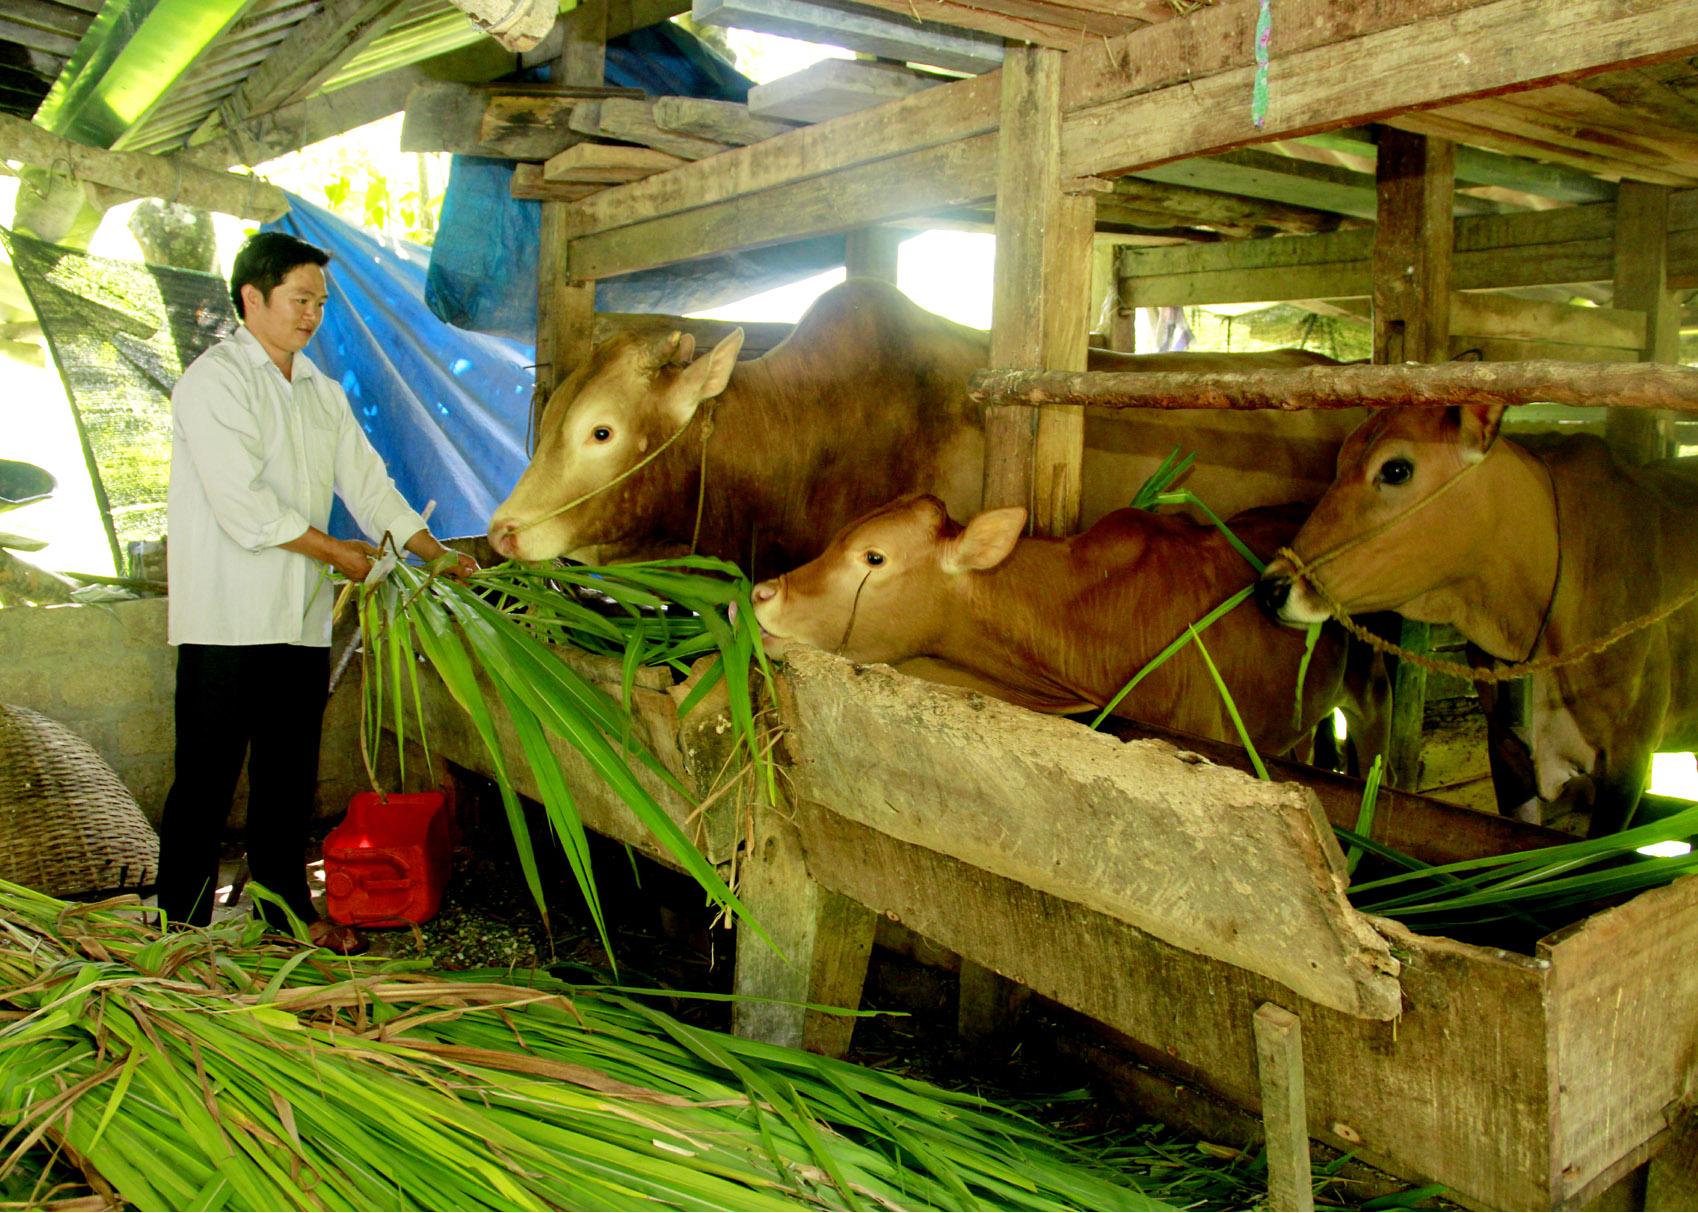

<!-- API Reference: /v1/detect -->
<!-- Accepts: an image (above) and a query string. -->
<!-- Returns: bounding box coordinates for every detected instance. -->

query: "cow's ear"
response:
[1457,402,1506,460]
[672,327,743,407]
[945,507,1026,573]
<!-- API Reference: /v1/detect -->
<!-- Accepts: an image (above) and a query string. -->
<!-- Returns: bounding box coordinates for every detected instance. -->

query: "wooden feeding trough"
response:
[761,647,1698,1212]
[407,632,1697,1210]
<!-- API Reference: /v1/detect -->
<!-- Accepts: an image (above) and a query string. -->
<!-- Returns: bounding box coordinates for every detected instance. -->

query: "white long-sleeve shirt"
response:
[167,325,426,648]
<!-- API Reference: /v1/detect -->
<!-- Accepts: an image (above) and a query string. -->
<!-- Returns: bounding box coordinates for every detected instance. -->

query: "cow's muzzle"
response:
[1254,568,1294,618]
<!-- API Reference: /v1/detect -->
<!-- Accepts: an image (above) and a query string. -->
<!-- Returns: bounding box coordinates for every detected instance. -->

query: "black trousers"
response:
[155,643,330,928]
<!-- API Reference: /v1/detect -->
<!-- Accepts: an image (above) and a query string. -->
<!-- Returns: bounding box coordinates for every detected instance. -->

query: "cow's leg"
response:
[1468,647,1539,819]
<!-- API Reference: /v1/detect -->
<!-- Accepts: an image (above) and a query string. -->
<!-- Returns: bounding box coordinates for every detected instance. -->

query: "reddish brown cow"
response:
[1257,403,1698,836]
[488,279,1361,578]
[752,493,1388,759]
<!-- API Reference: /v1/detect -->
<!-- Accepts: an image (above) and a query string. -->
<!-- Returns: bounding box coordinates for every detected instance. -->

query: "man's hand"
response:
[281,528,381,581]
[405,529,479,581]
[325,537,381,582]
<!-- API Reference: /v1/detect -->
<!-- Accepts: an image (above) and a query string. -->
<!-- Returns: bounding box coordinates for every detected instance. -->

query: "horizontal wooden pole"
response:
[969,360,1698,412]
[1,113,287,221]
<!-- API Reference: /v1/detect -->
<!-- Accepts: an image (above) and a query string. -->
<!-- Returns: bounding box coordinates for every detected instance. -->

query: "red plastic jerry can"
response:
[323,790,453,927]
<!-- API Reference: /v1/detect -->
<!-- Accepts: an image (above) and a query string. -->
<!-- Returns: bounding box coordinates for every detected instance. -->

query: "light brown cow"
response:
[752,493,1388,759]
[1257,403,1698,836]
[488,279,1362,578]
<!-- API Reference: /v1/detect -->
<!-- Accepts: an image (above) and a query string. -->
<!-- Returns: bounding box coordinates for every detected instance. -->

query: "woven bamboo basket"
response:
[0,703,158,897]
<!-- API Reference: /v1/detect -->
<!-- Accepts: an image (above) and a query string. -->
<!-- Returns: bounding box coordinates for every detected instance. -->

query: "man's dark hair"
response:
[230,231,330,320]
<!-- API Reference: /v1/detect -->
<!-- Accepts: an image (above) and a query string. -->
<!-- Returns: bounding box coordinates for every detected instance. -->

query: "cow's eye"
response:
[864,550,885,567]
[1376,457,1414,486]
[591,425,613,442]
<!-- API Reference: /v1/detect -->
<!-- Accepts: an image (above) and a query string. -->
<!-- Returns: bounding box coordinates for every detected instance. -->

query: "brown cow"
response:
[751,493,1388,759]
[488,279,1362,578]
[1257,403,1698,836]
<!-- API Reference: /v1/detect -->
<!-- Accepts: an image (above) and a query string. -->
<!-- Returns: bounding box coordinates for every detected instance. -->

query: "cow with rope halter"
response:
[751,493,1390,762]
[486,279,1360,579]
[1256,402,1698,837]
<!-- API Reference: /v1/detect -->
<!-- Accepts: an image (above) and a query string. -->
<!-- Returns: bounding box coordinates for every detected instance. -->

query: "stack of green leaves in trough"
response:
[0,880,1168,1212]
[354,552,778,959]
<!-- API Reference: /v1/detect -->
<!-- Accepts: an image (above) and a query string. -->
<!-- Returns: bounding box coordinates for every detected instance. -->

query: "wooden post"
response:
[534,0,607,448]
[1609,180,1679,464]
[731,810,877,1056]
[1373,128,1453,791]
[844,228,903,283]
[983,46,1094,536]
[1253,1003,1315,1213]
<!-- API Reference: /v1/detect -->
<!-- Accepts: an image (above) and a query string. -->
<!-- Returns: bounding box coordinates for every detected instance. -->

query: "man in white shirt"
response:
[158,231,476,952]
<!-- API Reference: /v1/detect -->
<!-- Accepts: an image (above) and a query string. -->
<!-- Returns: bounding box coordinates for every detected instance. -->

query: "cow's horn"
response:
[666,331,697,366]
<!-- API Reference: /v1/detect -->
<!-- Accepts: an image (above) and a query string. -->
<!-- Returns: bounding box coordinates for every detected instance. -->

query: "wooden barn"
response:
[2,0,1698,1209]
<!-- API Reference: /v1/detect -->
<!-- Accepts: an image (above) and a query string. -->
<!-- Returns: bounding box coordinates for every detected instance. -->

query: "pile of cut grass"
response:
[0,881,1168,1212]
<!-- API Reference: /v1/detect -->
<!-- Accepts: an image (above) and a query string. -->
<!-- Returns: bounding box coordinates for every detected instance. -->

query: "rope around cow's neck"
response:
[1278,447,1698,683]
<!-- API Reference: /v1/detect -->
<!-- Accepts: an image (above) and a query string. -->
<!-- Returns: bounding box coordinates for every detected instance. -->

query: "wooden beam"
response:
[0,112,287,220]
[1058,0,1698,182]
[985,47,1091,533]
[511,164,606,202]
[198,0,406,143]
[748,59,942,125]
[1609,180,1680,462]
[694,0,1003,73]
[400,82,643,159]
[188,44,517,167]
[1101,175,1347,237]
[651,96,799,146]
[1253,1004,1316,1213]
[967,360,1698,412]
[844,228,902,282]
[1449,293,1646,350]
[545,142,686,183]
[536,0,607,444]
[564,73,1000,240]
[569,97,729,160]
[567,133,998,280]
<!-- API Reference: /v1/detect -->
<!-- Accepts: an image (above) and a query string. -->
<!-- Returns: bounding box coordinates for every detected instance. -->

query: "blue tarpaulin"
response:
[424,21,846,340]
[272,196,534,544]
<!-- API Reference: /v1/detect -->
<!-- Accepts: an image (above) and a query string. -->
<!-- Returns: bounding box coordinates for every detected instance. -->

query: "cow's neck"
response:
[1407,441,1559,664]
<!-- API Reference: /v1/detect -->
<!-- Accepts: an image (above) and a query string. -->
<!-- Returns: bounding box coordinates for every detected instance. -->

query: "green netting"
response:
[2,227,236,573]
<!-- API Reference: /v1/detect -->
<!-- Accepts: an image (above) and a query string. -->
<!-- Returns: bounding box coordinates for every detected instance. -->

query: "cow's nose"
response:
[1254,572,1292,617]
[751,580,779,604]
[488,519,518,558]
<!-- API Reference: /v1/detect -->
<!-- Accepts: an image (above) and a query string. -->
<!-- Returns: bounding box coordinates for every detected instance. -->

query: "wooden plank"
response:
[1542,873,1698,1205]
[1391,102,1698,188]
[545,142,688,184]
[510,164,605,202]
[1058,0,1698,184]
[827,0,1124,49]
[843,228,902,282]
[694,0,1003,73]
[198,0,404,142]
[1254,1004,1315,1213]
[0,112,287,221]
[570,97,731,160]
[400,81,644,159]
[731,809,877,1054]
[985,48,1091,536]
[1104,175,1349,237]
[1372,130,1453,365]
[1610,180,1680,462]
[789,792,1556,1209]
[567,132,999,280]
[1449,292,1646,350]
[748,59,942,125]
[1466,84,1698,179]
[651,95,800,146]
[564,72,1000,239]
[189,43,516,167]
[536,0,606,439]
[1446,336,1638,364]
[773,647,1404,1021]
